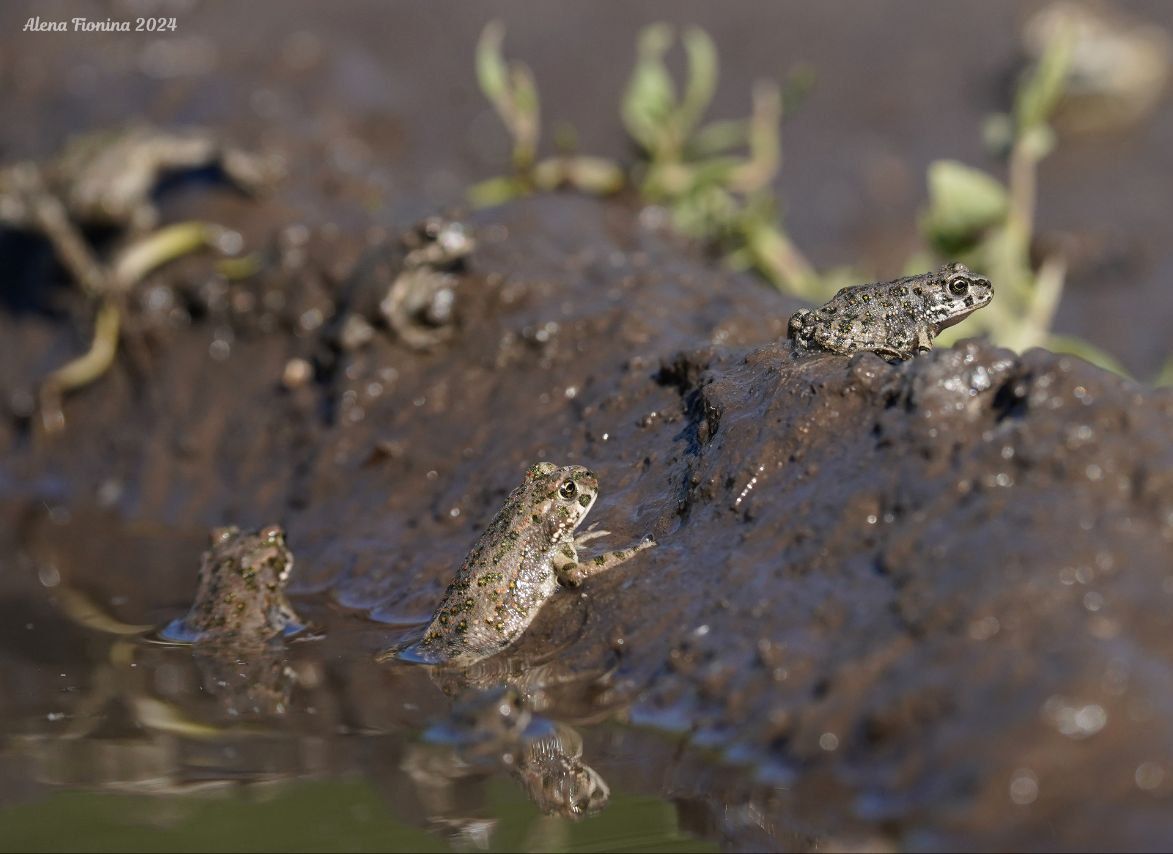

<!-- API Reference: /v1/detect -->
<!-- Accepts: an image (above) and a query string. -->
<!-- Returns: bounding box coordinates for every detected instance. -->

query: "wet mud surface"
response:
[3,1,1173,851]
[3,193,1173,849]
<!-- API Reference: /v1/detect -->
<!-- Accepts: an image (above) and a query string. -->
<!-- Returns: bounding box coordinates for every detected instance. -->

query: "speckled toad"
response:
[388,463,654,665]
[163,524,303,648]
[788,262,993,360]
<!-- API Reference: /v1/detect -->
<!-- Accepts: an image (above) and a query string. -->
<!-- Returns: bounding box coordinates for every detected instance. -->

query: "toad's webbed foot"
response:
[558,536,655,587]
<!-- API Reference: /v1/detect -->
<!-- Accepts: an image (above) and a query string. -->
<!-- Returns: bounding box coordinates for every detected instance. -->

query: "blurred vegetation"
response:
[619,25,828,301]
[916,18,1127,373]
[37,222,240,434]
[470,19,1163,379]
[469,22,625,207]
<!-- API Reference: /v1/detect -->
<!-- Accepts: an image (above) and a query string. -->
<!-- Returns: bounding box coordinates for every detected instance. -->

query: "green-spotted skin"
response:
[788,263,994,360]
[412,463,601,665]
[181,524,301,647]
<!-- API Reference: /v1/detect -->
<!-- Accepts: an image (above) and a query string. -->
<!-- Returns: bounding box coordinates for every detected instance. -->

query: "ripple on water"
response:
[151,618,310,645]
[381,638,441,665]
[153,618,203,645]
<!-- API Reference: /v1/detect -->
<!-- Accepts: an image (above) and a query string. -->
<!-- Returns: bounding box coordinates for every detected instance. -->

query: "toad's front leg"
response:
[872,345,914,362]
[557,536,655,588]
[915,325,935,354]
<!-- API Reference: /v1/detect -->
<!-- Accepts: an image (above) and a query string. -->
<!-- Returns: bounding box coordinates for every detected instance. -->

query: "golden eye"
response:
[948,276,970,296]
[559,480,577,500]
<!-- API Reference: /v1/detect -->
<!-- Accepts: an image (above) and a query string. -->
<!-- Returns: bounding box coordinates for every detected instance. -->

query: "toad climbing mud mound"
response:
[634,336,1173,849]
[787,262,994,360]
[388,461,654,666]
[3,194,1173,849]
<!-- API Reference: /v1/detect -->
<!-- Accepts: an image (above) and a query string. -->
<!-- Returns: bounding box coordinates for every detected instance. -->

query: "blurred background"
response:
[3,0,1170,374]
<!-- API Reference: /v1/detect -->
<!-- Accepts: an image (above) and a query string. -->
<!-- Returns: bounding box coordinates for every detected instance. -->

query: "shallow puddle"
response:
[0,517,749,852]
[0,602,733,852]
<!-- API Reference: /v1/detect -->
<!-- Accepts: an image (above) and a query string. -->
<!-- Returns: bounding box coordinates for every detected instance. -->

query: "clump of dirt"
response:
[3,193,1173,849]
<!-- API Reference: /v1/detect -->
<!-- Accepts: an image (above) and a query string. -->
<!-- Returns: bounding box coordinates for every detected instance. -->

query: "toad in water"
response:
[163,524,303,647]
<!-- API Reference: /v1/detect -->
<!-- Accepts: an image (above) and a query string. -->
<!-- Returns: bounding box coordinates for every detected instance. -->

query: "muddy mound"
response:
[3,194,1173,849]
[631,338,1173,849]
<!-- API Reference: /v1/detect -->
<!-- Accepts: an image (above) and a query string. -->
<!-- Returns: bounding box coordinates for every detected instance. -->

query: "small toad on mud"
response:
[389,462,654,665]
[331,216,475,353]
[0,124,279,235]
[164,525,303,647]
[380,216,476,349]
[788,263,993,360]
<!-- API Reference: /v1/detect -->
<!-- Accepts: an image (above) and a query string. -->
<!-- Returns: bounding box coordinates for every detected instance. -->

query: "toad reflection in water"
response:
[408,680,609,821]
[396,680,612,835]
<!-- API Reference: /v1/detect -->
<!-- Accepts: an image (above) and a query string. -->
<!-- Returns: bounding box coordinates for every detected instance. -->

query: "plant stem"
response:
[39,297,122,434]
[1007,138,1037,258]
[18,166,111,298]
[113,221,232,288]
[1024,254,1066,349]
[748,221,819,300]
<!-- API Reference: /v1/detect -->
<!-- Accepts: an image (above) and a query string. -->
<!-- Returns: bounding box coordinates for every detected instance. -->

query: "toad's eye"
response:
[947,276,970,296]
[559,480,577,500]
[261,525,283,544]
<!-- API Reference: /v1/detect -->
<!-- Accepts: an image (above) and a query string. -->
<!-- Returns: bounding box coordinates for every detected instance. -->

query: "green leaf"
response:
[532,156,625,195]
[1014,17,1075,130]
[688,154,742,188]
[476,21,510,115]
[1154,356,1173,388]
[113,221,230,287]
[780,63,817,115]
[922,160,1009,250]
[467,175,528,208]
[565,156,626,194]
[476,22,540,172]
[1018,124,1056,160]
[671,184,738,240]
[678,26,719,137]
[622,24,679,155]
[509,64,540,168]
[689,119,750,157]
[742,220,821,299]
[730,80,782,193]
